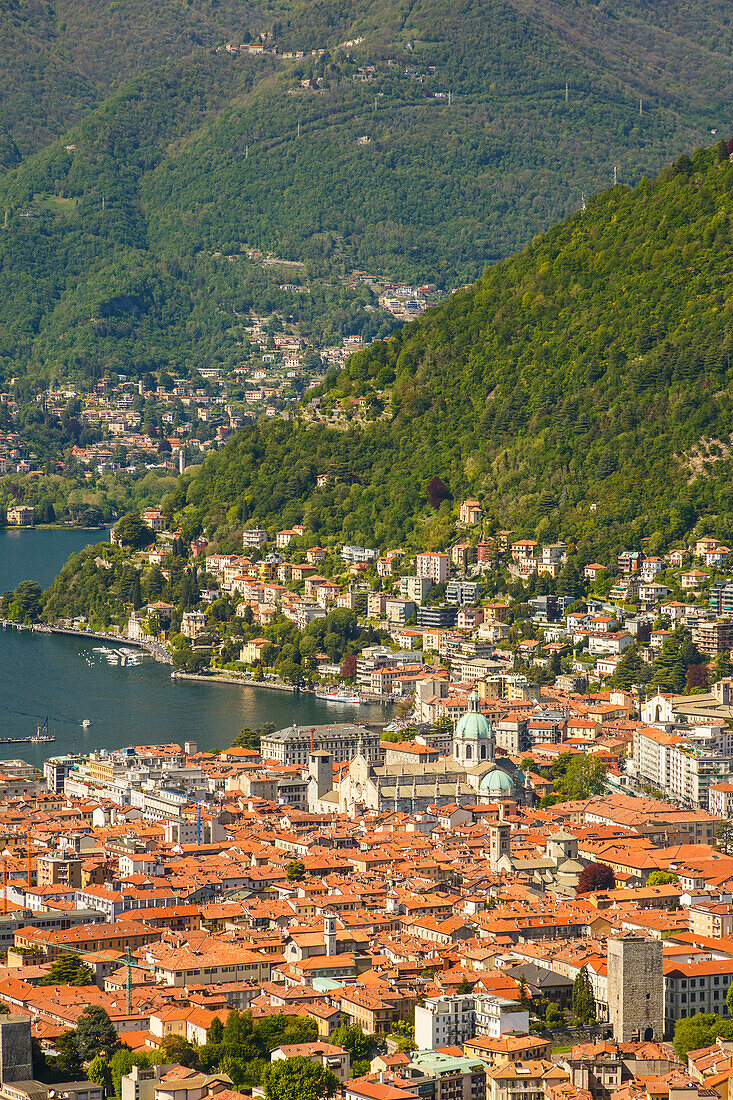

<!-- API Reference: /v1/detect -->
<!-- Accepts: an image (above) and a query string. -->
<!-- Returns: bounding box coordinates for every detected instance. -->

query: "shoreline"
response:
[0,621,173,664]
[172,671,305,692]
[170,670,393,706]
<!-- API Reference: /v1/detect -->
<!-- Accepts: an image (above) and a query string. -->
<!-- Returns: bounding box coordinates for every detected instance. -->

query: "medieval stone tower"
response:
[607,937,664,1042]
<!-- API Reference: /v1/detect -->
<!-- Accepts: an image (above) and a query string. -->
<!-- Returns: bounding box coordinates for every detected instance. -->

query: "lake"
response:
[0,527,386,762]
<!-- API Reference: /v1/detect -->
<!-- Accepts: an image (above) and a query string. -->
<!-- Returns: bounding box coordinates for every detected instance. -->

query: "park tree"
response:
[674,1013,733,1060]
[9,580,42,623]
[572,965,596,1025]
[330,1025,372,1076]
[556,562,582,599]
[113,514,155,549]
[263,1057,338,1100]
[158,1034,199,1068]
[576,862,615,894]
[88,1055,113,1096]
[55,1030,82,1076]
[40,953,94,986]
[286,860,305,881]
[552,754,607,800]
[609,644,643,690]
[646,871,679,886]
[110,1049,135,1097]
[75,1005,119,1060]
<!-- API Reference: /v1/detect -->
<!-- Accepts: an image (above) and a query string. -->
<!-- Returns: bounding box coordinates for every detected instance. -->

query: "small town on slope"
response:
[2,502,733,1100]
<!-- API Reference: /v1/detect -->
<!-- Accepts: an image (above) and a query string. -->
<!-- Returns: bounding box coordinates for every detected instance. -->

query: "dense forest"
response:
[159,143,733,559]
[2,0,733,384]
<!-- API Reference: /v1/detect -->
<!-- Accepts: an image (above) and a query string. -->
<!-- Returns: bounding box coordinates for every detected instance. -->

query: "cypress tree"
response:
[572,965,596,1025]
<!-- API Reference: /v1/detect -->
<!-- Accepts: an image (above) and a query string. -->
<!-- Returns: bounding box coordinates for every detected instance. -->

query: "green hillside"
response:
[3,1,733,385]
[159,142,733,559]
[0,0,271,165]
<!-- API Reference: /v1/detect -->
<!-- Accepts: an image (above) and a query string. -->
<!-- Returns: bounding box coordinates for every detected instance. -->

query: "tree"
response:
[576,862,615,894]
[40,953,95,986]
[113,514,155,549]
[110,1049,135,1097]
[157,1034,199,1068]
[88,1055,113,1096]
[571,965,596,1025]
[686,664,709,692]
[340,654,357,680]
[75,1005,119,1060]
[330,1025,372,1076]
[286,860,305,881]
[391,1020,416,1051]
[426,476,450,508]
[262,1057,338,1100]
[9,580,42,623]
[209,1017,224,1043]
[553,754,607,800]
[556,562,582,599]
[646,871,679,886]
[717,821,733,855]
[110,1051,153,1097]
[545,1002,564,1027]
[55,1030,82,1077]
[609,644,643,690]
[673,1013,733,1060]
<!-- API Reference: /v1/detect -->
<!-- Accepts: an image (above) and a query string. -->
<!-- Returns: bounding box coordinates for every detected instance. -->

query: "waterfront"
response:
[0,529,387,761]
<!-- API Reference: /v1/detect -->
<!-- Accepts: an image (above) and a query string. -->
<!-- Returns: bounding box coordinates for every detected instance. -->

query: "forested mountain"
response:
[2,1,733,385]
[160,143,733,559]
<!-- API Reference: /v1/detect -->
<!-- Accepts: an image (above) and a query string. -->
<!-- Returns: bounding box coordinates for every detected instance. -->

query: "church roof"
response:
[455,690,493,741]
[480,769,515,794]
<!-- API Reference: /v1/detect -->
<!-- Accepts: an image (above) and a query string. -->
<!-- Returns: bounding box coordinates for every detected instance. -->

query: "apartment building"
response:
[417,553,450,583]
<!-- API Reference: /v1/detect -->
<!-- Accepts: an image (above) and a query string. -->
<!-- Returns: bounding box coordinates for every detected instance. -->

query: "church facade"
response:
[310,692,530,818]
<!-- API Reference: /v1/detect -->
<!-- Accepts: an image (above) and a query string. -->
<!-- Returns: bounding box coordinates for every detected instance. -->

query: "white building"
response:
[415,993,529,1049]
[243,528,268,547]
[181,610,207,639]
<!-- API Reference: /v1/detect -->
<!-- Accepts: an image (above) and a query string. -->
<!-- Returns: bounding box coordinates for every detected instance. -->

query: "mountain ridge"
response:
[157,141,733,559]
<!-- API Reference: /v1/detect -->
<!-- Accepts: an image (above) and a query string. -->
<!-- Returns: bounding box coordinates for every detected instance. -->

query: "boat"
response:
[0,720,56,745]
[82,718,91,729]
[315,688,363,704]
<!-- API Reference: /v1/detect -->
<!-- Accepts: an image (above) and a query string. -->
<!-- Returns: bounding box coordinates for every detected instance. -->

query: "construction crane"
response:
[18,934,157,1015]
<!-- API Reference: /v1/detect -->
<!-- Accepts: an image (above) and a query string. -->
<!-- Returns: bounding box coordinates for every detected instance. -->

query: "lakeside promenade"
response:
[1,620,172,663]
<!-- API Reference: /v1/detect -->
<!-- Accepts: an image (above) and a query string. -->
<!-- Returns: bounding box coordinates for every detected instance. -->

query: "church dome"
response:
[479,767,515,794]
[455,690,492,740]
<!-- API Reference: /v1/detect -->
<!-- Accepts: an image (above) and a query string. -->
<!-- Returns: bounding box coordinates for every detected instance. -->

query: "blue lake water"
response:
[0,528,384,762]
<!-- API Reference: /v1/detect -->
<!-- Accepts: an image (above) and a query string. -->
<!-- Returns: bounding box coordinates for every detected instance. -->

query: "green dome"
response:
[455,690,492,740]
[479,768,516,794]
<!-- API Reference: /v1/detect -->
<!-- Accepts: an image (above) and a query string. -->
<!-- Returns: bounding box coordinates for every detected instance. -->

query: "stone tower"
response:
[0,1015,33,1083]
[488,822,511,872]
[308,750,333,811]
[607,937,664,1042]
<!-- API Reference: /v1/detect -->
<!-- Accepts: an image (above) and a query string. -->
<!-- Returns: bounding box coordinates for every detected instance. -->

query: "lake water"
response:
[0,528,386,763]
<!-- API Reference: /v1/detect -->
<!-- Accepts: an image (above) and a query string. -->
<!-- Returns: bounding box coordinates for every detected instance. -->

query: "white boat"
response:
[82,718,91,728]
[315,688,363,704]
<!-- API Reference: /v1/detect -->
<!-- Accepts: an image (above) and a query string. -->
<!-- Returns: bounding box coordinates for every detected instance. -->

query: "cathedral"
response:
[309,691,529,818]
